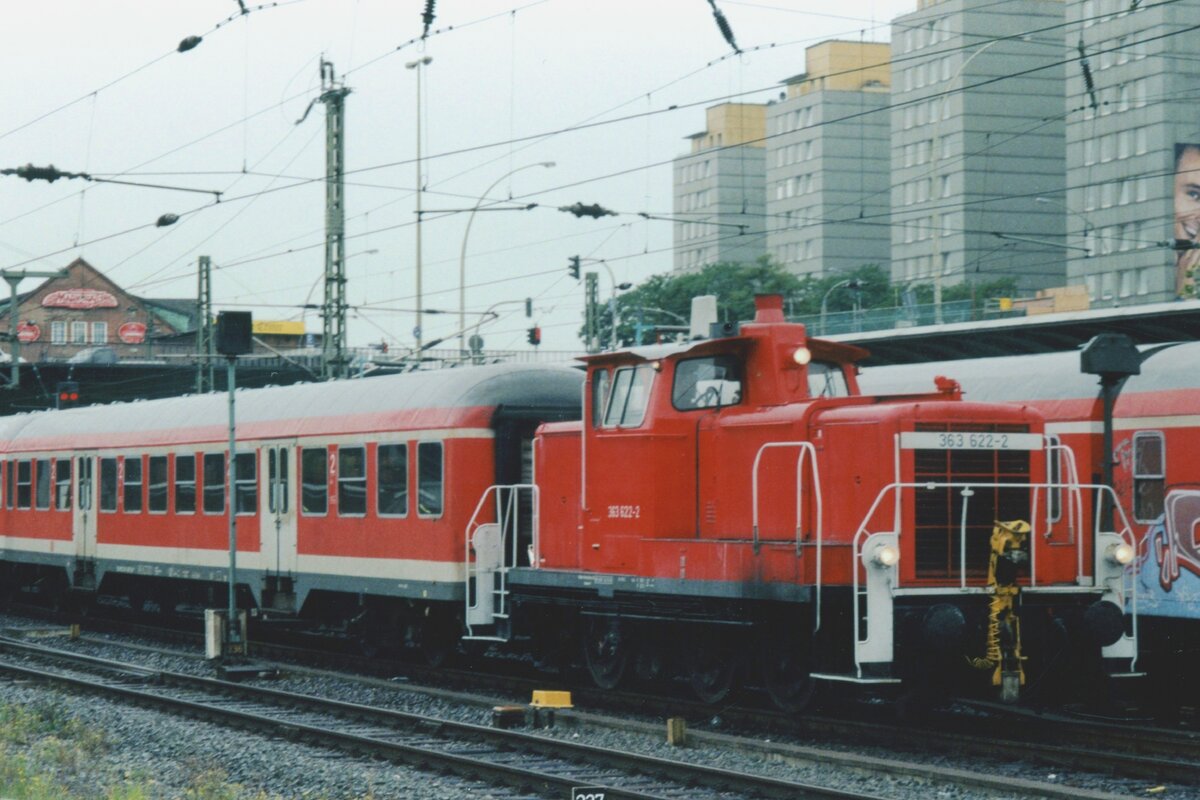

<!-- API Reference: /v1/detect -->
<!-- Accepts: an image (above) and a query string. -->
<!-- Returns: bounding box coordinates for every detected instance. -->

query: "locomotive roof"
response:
[0,362,583,450]
[857,341,1200,402]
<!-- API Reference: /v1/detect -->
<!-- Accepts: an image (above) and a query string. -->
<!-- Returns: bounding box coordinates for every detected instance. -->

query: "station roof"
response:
[828,299,1200,366]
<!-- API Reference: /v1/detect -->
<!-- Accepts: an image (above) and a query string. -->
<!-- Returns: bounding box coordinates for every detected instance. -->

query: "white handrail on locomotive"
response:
[1041,435,1087,589]
[463,483,539,640]
[845,464,1140,680]
[750,441,824,631]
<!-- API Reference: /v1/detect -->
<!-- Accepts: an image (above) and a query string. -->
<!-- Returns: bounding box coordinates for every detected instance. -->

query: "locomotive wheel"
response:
[762,636,816,713]
[688,640,740,704]
[582,617,629,690]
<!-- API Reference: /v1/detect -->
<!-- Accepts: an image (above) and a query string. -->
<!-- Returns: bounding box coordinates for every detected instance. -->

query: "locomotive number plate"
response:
[900,432,1043,451]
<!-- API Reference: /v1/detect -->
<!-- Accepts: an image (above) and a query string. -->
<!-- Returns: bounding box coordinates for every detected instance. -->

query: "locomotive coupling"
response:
[967,520,1031,701]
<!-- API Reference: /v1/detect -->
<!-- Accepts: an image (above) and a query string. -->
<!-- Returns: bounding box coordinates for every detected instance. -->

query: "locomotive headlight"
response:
[1105,541,1134,566]
[792,346,812,366]
[872,543,900,568]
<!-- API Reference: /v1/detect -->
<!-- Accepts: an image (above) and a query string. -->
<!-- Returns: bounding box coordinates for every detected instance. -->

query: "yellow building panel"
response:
[788,41,891,97]
[252,320,306,335]
[690,103,767,152]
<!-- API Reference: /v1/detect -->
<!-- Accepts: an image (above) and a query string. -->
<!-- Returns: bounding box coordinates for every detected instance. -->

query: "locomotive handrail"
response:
[849,478,1139,679]
[750,441,823,630]
[464,483,539,640]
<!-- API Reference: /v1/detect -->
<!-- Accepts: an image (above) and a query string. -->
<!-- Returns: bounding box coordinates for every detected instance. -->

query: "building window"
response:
[203,453,225,514]
[71,322,87,344]
[301,447,327,515]
[337,446,366,516]
[1133,431,1165,522]
[175,454,196,513]
[377,444,408,517]
[123,456,142,513]
[51,322,66,344]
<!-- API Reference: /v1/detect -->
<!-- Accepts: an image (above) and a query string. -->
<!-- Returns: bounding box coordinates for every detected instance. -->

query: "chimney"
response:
[753,294,785,323]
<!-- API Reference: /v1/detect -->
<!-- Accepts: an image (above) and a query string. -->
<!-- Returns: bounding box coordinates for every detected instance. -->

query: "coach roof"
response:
[0,363,583,451]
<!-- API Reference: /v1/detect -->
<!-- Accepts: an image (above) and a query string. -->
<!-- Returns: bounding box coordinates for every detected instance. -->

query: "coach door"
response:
[263,443,298,577]
[72,454,97,561]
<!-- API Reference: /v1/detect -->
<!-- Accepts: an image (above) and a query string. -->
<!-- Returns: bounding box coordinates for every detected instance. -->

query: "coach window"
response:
[16,460,31,509]
[235,452,257,515]
[123,456,143,514]
[268,448,289,514]
[203,453,225,514]
[591,369,611,427]
[417,442,443,517]
[300,447,328,515]
[175,454,196,514]
[35,459,51,510]
[672,355,742,410]
[337,446,366,517]
[55,459,71,511]
[99,457,118,512]
[148,456,168,513]
[602,365,654,428]
[4,461,11,509]
[807,361,850,398]
[377,444,408,517]
[1133,431,1165,522]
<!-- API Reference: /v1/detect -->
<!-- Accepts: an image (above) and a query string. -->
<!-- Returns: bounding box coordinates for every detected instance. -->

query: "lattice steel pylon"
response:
[319,60,351,380]
[196,255,215,393]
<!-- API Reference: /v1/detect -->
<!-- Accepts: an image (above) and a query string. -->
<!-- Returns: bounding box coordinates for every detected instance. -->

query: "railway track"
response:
[0,634,881,800]
[7,609,1197,798]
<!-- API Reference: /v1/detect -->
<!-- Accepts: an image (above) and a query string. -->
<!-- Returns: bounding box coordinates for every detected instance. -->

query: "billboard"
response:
[1176,143,1200,295]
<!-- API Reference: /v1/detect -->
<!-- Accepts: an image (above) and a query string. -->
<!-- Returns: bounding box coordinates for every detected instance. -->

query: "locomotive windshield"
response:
[807,360,850,398]
[672,355,743,410]
[602,365,654,427]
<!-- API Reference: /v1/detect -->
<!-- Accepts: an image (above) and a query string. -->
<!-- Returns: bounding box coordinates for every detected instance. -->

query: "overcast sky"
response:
[0,0,915,353]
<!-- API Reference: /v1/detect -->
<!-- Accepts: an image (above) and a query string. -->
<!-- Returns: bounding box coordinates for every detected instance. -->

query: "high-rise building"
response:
[764,41,892,277]
[890,0,1066,304]
[1062,0,1200,304]
[672,103,767,272]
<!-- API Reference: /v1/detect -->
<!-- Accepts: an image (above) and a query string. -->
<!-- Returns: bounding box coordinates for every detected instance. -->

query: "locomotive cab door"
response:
[492,415,537,567]
[72,453,97,563]
[261,442,298,611]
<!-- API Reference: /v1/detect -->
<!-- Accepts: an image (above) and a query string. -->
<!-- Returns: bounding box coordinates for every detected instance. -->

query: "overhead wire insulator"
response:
[422,0,437,39]
[705,0,741,55]
[1077,38,1098,111]
[178,35,203,53]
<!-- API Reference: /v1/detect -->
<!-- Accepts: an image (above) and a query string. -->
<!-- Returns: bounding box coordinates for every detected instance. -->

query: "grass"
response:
[0,697,330,800]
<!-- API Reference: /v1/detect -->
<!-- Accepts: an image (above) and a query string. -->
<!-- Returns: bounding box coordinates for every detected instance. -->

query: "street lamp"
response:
[459,161,555,356]
[929,37,1024,323]
[820,278,863,335]
[406,55,432,353]
[1036,196,1094,257]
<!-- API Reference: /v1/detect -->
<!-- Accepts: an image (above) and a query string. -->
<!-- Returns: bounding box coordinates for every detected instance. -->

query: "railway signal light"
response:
[525,297,533,317]
[526,326,541,346]
[56,381,81,409]
[568,255,581,280]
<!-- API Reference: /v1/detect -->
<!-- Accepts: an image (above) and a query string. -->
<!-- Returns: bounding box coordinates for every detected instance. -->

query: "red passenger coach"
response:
[0,365,580,655]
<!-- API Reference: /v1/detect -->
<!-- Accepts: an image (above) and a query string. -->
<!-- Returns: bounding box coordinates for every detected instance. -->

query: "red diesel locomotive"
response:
[0,296,1138,708]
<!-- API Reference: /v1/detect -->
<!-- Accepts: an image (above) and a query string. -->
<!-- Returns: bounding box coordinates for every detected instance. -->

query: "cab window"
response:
[807,360,850,398]
[602,365,654,428]
[591,369,611,427]
[672,355,742,410]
